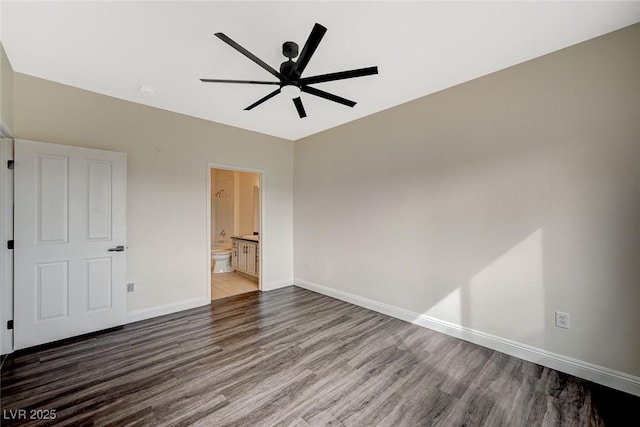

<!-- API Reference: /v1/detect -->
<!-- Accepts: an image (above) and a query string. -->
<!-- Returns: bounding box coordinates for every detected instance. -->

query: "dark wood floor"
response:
[1,286,637,426]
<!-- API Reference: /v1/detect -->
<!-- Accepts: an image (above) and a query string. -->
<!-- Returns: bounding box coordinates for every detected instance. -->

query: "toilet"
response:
[211,248,233,274]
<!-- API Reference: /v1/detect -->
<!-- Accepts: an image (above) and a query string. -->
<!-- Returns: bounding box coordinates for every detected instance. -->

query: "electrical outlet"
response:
[305,261,312,271]
[127,283,135,292]
[555,311,570,329]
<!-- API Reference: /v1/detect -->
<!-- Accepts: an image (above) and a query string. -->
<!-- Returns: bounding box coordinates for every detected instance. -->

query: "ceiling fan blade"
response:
[292,23,327,77]
[200,78,280,85]
[300,66,378,85]
[293,97,307,118]
[215,32,284,81]
[301,85,356,108]
[244,88,281,111]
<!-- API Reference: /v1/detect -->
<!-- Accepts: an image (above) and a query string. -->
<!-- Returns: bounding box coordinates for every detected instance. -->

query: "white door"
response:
[14,139,127,350]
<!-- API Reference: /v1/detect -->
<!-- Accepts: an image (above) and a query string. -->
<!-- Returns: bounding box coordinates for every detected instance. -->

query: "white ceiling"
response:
[2,1,640,141]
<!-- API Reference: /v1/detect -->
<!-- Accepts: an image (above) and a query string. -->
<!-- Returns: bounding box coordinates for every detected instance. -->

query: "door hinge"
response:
[7,240,13,250]
[7,320,13,330]
[7,160,14,169]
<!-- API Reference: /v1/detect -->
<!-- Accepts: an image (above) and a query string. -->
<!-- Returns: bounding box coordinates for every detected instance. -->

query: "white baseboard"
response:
[262,278,294,292]
[125,277,293,324]
[294,277,640,397]
[126,297,211,324]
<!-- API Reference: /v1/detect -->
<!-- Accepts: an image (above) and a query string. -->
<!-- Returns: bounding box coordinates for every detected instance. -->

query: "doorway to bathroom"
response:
[208,165,262,301]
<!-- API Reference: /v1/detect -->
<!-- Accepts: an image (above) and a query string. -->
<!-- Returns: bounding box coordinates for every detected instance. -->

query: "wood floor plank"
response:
[1,286,637,426]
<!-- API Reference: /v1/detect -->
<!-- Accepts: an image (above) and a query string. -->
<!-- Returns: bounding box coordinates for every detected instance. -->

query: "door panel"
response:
[86,257,112,311]
[37,261,69,320]
[232,242,239,269]
[246,243,256,275]
[87,159,113,240]
[14,139,127,350]
[238,242,247,271]
[37,154,69,243]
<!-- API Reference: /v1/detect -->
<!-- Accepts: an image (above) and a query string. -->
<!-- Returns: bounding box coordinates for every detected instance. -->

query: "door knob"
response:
[108,245,125,252]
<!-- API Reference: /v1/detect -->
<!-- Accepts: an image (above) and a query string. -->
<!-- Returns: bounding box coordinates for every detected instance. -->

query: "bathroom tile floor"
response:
[211,271,259,300]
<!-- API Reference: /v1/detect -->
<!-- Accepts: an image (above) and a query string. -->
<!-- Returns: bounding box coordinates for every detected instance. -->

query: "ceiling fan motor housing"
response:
[280,60,297,80]
[282,41,299,59]
[281,42,300,80]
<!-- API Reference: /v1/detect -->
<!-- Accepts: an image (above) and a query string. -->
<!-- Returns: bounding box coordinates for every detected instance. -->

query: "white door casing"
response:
[14,139,127,350]
[0,138,14,355]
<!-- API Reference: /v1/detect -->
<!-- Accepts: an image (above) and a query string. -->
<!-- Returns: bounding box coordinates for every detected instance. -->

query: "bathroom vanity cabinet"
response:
[231,237,259,278]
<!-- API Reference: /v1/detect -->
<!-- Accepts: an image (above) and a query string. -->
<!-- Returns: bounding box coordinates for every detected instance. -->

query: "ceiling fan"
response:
[200,23,378,118]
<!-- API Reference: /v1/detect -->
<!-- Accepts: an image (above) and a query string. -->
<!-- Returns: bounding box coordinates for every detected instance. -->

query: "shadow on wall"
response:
[455,228,544,346]
[411,132,640,368]
[294,101,640,377]
[294,23,640,379]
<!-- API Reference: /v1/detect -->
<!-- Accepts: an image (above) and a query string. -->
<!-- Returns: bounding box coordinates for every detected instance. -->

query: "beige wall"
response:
[0,42,13,134]
[294,23,640,377]
[13,74,294,312]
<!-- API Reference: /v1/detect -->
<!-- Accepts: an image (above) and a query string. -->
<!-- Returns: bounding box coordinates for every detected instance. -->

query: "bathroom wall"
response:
[294,23,640,382]
[210,169,216,246]
[210,169,259,246]
[213,169,235,247]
